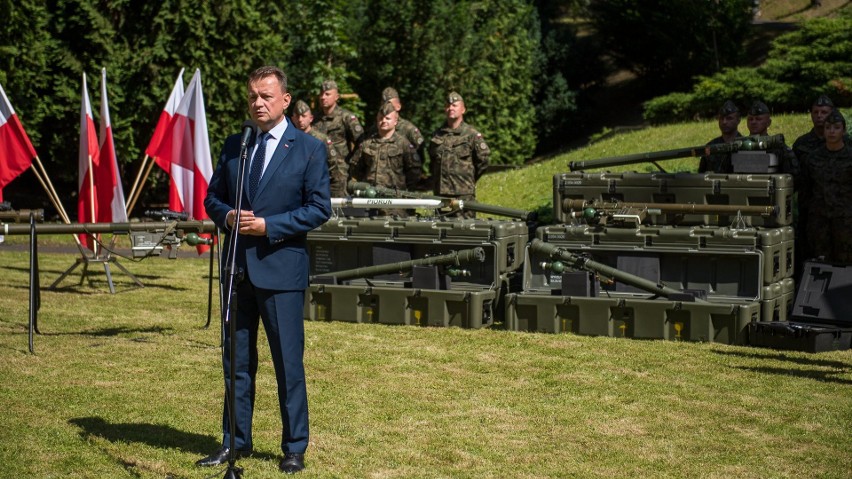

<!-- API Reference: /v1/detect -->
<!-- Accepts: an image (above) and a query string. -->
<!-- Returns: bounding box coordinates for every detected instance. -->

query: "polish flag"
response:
[97,68,128,223]
[147,68,184,162]
[0,83,37,202]
[153,69,213,253]
[77,73,100,250]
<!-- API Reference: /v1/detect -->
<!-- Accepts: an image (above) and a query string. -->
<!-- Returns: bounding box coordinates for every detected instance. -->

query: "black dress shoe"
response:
[195,446,252,467]
[279,453,305,474]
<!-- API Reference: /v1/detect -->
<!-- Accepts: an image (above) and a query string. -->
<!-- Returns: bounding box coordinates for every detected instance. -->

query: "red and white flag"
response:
[77,73,100,250]
[147,68,184,162]
[0,83,37,203]
[153,69,213,253]
[97,68,128,223]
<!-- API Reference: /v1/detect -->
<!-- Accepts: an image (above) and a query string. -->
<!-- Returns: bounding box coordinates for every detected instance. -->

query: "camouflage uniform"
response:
[698,133,743,173]
[349,131,421,191]
[396,117,425,153]
[293,99,348,197]
[313,82,364,160]
[349,128,421,217]
[307,129,347,197]
[699,101,742,174]
[429,122,490,197]
[799,143,852,264]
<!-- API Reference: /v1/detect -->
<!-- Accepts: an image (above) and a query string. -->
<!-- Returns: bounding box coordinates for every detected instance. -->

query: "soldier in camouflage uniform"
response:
[746,100,798,174]
[291,99,347,197]
[798,109,852,265]
[792,95,836,167]
[349,102,421,216]
[428,91,490,218]
[312,79,364,162]
[381,87,425,158]
[698,100,743,173]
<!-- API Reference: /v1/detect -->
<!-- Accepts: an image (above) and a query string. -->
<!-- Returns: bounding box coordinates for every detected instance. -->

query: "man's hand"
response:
[227,209,267,236]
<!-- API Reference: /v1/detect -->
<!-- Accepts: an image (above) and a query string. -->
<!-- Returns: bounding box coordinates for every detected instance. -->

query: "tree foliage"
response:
[587,0,755,93]
[644,14,852,123]
[3,0,561,213]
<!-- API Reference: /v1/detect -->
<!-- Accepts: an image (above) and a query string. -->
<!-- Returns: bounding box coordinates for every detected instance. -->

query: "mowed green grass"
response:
[1,114,850,478]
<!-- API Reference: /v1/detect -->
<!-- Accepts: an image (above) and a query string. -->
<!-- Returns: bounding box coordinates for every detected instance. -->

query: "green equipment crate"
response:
[505,293,760,344]
[304,217,529,327]
[305,283,498,328]
[536,224,793,285]
[553,172,793,227]
[760,278,795,323]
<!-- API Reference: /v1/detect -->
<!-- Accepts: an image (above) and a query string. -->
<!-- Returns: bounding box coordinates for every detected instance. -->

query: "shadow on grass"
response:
[714,349,852,385]
[38,325,175,337]
[69,417,280,462]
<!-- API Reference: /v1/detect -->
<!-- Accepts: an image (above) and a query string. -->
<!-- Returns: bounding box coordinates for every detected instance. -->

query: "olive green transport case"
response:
[304,217,528,328]
[553,172,793,227]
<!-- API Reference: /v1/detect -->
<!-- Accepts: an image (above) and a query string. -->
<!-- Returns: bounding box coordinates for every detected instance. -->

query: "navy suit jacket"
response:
[205,119,332,290]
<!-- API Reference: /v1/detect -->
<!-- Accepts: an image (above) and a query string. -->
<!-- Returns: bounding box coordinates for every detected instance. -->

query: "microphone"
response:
[240,120,256,149]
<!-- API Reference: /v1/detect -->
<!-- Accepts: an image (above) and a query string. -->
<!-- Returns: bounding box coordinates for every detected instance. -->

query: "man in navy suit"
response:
[199,65,331,474]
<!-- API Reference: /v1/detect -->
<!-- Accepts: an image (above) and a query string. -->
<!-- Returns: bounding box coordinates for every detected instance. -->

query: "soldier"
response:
[428,91,490,217]
[381,87,425,158]
[798,109,852,265]
[291,100,347,197]
[312,79,364,161]
[792,95,835,166]
[746,100,798,174]
[698,100,743,173]
[349,101,421,216]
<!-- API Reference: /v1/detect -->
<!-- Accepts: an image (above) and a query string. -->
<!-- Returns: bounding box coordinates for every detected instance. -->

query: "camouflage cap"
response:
[381,87,399,101]
[321,79,338,92]
[813,94,834,107]
[378,101,397,117]
[718,100,739,116]
[293,100,311,116]
[825,109,847,128]
[447,91,464,104]
[748,101,770,116]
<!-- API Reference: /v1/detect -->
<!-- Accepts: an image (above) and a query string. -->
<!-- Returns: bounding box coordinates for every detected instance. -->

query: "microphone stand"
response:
[220,123,255,479]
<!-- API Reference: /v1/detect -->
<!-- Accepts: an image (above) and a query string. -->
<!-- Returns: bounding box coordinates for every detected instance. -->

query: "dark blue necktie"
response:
[249,132,268,199]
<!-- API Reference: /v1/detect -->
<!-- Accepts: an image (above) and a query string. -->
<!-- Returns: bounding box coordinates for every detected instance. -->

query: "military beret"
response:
[825,109,847,128]
[378,101,397,117]
[748,101,770,116]
[718,100,739,116]
[447,91,464,104]
[813,94,834,107]
[321,79,338,92]
[293,100,311,115]
[381,87,399,101]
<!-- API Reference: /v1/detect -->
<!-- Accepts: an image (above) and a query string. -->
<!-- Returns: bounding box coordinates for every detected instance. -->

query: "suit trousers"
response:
[221,276,308,454]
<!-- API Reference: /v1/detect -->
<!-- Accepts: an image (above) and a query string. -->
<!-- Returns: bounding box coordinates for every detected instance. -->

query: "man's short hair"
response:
[248,66,288,92]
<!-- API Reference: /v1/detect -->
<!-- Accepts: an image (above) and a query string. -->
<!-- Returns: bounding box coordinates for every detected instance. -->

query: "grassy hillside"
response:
[478,113,813,218]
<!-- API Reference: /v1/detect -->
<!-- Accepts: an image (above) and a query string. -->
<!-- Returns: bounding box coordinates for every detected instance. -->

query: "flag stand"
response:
[49,237,143,294]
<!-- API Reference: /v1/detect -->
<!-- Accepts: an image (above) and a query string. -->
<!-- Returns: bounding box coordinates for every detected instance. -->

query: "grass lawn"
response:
[1,114,850,478]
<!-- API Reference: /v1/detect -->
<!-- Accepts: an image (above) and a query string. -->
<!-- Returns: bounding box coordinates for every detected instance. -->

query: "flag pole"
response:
[31,157,70,223]
[125,156,156,215]
[87,154,97,257]
[125,154,150,215]
[30,158,85,249]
